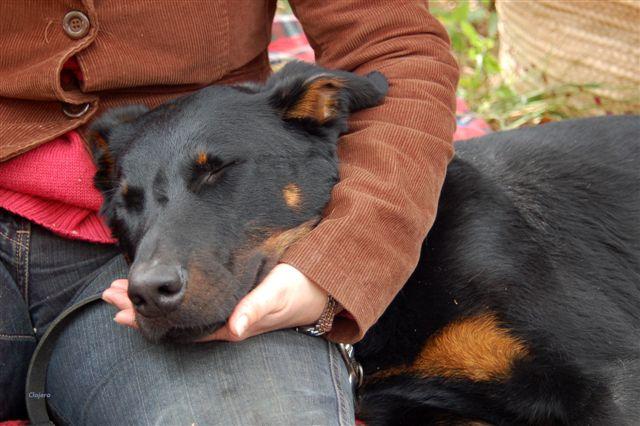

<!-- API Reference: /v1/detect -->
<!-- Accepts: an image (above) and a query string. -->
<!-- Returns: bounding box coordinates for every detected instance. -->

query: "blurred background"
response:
[272,0,640,135]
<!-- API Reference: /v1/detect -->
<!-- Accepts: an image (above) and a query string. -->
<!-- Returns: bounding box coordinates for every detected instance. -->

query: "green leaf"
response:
[450,2,469,22]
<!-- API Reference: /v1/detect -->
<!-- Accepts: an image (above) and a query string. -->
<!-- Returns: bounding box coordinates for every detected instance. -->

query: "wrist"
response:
[296,294,340,337]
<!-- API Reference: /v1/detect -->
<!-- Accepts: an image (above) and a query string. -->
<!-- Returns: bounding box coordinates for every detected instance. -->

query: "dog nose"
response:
[128,263,186,317]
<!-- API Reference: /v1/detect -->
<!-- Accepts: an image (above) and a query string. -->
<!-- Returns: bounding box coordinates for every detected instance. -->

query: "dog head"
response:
[89,62,387,342]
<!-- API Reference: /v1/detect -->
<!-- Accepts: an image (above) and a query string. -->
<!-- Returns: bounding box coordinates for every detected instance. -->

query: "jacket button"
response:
[62,11,90,39]
[62,102,91,118]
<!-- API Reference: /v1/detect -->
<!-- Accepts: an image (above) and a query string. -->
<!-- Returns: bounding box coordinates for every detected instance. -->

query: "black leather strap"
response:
[25,294,104,425]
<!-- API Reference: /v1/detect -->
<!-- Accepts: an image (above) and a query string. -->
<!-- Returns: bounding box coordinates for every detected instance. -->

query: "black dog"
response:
[90,62,640,424]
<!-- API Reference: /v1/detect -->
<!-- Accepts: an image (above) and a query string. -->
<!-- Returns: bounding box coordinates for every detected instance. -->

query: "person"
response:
[0,1,458,424]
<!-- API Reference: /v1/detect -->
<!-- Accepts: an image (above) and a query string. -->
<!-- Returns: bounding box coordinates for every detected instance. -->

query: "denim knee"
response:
[47,293,354,425]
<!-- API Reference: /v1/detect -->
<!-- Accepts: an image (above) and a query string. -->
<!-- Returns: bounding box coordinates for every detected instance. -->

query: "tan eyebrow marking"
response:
[282,183,302,210]
[196,151,208,165]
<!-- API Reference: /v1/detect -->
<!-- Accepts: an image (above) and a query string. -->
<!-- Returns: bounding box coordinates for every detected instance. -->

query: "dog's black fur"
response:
[90,62,640,425]
[357,116,640,425]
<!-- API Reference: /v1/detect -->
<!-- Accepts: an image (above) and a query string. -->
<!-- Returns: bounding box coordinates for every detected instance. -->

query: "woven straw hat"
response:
[496,0,640,114]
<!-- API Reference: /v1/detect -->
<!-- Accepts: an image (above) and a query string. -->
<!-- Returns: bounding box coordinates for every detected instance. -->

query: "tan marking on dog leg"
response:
[372,314,528,382]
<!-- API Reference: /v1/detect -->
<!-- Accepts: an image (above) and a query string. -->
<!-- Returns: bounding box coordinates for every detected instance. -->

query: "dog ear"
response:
[87,105,149,195]
[265,61,388,131]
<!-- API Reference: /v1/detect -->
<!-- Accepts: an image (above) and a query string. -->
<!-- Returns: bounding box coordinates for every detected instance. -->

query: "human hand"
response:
[101,263,329,342]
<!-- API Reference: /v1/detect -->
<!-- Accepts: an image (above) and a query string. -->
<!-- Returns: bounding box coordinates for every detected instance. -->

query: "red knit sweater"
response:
[0,129,114,243]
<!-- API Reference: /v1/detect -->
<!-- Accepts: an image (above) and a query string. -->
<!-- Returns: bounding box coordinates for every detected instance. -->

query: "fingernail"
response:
[235,314,249,336]
[114,312,125,324]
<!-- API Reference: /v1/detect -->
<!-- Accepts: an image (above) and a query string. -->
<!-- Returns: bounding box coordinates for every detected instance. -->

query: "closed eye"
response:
[188,158,240,193]
[119,180,145,212]
[202,164,230,184]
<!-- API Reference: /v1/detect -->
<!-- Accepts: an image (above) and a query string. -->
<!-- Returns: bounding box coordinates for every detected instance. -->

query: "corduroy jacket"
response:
[0,0,459,343]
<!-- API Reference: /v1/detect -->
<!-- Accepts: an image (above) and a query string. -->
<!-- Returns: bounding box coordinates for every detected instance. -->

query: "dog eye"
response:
[203,161,238,183]
[122,186,145,212]
[188,159,239,193]
[202,167,226,184]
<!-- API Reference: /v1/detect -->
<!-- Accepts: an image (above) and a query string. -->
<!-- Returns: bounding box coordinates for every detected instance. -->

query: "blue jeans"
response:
[0,209,354,424]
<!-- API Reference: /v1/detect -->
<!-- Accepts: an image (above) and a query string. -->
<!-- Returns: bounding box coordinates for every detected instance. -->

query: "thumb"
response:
[228,270,287,338]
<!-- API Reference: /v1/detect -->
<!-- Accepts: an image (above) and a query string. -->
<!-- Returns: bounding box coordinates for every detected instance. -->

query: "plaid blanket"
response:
[269,14,491,141]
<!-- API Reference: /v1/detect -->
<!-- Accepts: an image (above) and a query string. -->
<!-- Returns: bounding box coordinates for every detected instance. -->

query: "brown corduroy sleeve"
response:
[280,1,459,343]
